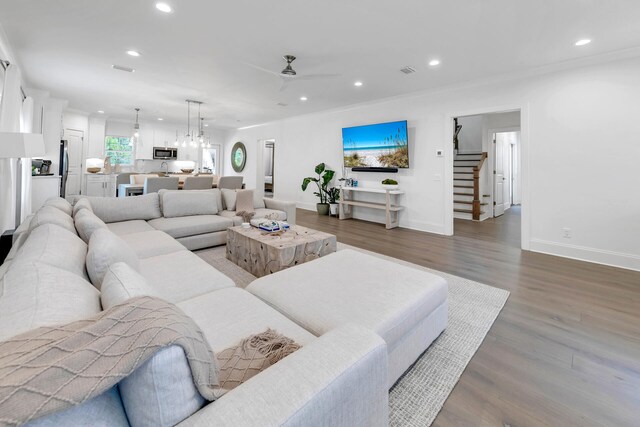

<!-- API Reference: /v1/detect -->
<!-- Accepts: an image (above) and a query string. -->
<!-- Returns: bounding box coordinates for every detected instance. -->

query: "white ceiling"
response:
[1,0,640,129]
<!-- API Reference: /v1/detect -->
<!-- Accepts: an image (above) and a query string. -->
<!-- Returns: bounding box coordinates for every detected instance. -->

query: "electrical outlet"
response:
[562,228,572,238]
[433,174,442,181]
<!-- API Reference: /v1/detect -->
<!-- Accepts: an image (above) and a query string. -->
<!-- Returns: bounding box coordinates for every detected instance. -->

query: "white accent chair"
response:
[217,176,243,190]
[183,176,213,190]
[143,177,179,194]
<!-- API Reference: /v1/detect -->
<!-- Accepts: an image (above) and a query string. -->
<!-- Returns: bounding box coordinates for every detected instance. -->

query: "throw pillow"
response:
[29,206,76,235]
[27,387,129,427]
[159,189,218,218]
[119,345,207,427]
[72,198,93,217]
[235,189,255,214]
[74,208,108,243]
[100,262,159,309]
[253,190,266,209]
[214,329,301,396]
[43,197,73,216]
[86,229,140,290]
[221,189,237,211]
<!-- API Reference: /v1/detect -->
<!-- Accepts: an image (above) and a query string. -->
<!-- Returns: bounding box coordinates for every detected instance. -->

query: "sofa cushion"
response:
[235,189,254,214]
[159,189,218,218]
[27,387,129,427]
[43,197,73,216]
[106,219,155,236]
[15,223,88,279]
[253,190,266,209]
[139,251,234,303]
[74,208,108,243]
[148,215,233,239]
[86,229,140,290]
[5,229,29,262]
[254,208,287,221]
[87,193,162,223]
[100,262,159,309]
[178,288,316,353]
[217,210,243,226]
[120,230,188,259]
[72,197,93,217]
[29,206,76,235]
[119,345,207,427]
[0,261,101,341]
[221,189,237,211]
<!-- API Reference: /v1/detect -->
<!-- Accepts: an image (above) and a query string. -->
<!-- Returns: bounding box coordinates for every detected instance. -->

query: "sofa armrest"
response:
[263,198,296,225]
[179,324,388,427]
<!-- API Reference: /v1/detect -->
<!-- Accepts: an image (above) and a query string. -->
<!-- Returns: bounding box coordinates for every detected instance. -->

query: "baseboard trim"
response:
[529,239,640,272]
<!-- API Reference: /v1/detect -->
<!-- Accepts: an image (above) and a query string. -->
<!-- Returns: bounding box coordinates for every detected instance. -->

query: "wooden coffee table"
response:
[226,225,337,277]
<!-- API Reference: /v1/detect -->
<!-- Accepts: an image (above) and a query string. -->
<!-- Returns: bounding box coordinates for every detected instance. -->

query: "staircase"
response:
[454,152,488,221]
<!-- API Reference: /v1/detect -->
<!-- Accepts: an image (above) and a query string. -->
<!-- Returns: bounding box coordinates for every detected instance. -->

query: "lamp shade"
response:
[0,132,46,158]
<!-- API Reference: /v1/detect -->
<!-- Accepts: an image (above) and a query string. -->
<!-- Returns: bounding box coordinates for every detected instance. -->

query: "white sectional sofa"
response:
[0,196,388,427]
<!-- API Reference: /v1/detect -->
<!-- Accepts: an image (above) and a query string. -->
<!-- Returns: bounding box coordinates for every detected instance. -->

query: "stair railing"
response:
[472,152,488,220]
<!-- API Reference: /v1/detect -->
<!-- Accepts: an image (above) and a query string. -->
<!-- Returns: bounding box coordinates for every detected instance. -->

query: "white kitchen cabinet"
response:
[83,174,116,197]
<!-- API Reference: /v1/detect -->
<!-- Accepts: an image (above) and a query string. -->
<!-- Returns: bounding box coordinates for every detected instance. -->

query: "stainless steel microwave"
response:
[153,147,178,160]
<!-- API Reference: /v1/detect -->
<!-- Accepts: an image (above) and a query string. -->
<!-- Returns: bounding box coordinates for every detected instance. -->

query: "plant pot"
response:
[316,203,330,215]
[329,203,339,215]
[381,184,399,190]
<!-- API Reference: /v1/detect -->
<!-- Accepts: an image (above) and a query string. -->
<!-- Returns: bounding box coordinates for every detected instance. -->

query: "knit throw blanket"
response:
[0,296,219,426]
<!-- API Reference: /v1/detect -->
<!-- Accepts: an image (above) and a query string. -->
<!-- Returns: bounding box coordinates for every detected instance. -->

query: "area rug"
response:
[196,243,510,426]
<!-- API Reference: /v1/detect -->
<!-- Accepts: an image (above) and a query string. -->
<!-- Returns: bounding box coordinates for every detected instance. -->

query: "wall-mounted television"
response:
[342,120,409,170]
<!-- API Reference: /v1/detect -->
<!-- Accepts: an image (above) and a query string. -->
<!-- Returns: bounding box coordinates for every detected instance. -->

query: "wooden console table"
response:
[339,187,404,229]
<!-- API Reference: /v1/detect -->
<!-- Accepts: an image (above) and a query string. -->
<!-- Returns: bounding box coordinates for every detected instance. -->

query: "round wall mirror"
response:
[231,141,247,172]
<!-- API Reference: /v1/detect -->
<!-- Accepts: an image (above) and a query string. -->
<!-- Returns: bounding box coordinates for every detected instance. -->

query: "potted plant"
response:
[327,187,340,215]
[381,178,399,190]
[302,163,335,215]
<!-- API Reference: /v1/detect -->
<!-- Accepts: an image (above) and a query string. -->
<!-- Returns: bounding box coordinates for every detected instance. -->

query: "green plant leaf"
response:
[301,177,314,191]
[315,163,325,175]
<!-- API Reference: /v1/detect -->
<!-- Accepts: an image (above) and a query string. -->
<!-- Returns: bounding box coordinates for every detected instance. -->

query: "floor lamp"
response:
[0,132,46,229]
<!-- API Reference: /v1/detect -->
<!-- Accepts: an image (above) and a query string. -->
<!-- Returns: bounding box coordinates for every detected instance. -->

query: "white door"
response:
[493,132,517,217]
[65,129,84,196]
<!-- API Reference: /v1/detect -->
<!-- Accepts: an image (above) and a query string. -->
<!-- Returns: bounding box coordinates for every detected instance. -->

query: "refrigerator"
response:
[59,140,69,198]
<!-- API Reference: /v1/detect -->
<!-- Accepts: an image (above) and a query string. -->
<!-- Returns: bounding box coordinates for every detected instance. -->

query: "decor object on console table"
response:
[327,187,340,216]
[226,225,336,277]
[231,141,247,172]
[381,178,399,190]
[301,162,335,215]
[339,186,404,229]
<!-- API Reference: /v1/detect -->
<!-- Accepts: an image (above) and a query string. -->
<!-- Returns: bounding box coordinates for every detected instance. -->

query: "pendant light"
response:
[132,108,141,139]
[174,130,179,147]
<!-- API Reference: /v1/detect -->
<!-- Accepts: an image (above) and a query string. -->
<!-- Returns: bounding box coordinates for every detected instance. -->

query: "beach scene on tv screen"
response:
[343,120,409,168]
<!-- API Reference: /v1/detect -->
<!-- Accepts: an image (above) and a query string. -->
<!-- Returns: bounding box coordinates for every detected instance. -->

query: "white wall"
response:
[456,115,483,153]
[224,56,640,271]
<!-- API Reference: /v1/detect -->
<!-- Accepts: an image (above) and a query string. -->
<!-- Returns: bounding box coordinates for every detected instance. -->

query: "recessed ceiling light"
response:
[354,81,363,87]
[575,39,591,46]
[97,110,104,114]
[157,118,163,121]
[155,2,172,13]
[300,96,308,101]
[428,59,441,66]
[204,124,209,127]
[127,50,141,57]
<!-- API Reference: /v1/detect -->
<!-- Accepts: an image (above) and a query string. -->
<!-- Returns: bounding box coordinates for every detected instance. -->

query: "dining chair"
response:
[183,176,214,190]
[143,177,179,194]
[217,176,244,190]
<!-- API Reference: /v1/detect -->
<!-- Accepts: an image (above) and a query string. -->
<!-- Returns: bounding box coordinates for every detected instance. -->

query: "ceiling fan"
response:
[245,55,341,92]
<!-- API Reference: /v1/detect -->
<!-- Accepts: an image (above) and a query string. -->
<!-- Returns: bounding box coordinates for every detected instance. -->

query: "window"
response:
[105,136,134,165]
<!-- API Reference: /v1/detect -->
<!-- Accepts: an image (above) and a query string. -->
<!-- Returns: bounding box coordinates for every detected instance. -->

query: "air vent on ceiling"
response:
[277,102,288,107]
[400,66,416,74]
[111,64,135,73]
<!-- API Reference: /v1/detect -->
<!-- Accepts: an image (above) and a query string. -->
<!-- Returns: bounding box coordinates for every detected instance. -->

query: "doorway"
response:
[264,141,274,197]
[450,110,523,246]
[201,144,221,176]
[63,128,84,198]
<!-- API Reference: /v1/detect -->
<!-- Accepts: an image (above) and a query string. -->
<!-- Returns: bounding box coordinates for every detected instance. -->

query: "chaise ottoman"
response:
[246,249,448,387]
